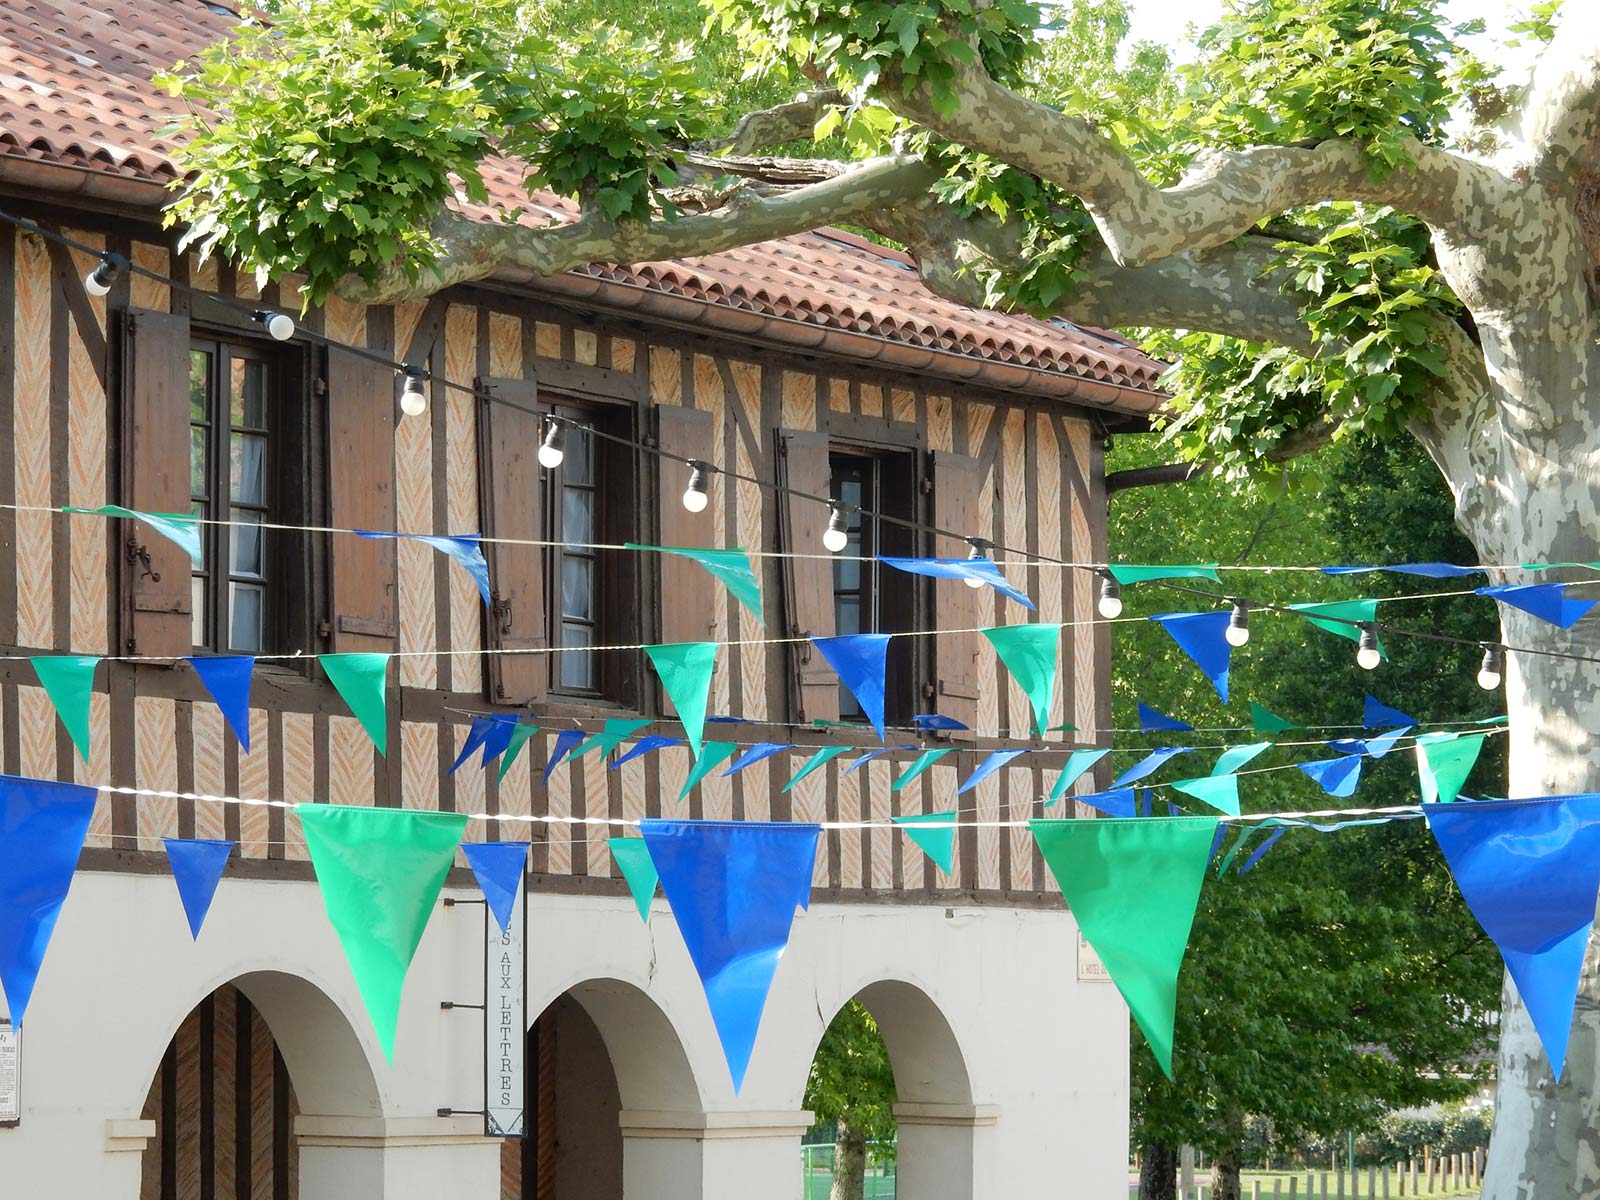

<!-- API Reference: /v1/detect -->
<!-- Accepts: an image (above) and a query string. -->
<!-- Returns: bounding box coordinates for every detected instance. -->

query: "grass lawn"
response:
[1128,1168,1481,1199]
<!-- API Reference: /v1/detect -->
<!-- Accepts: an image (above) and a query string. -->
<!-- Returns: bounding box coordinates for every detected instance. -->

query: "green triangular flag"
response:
[497,723,540,783]
[679,741,740,799]
[1031,815,1219,1078]
[892,748,952,791]
[297,804,468,1061]
[318,653,391,756]
[31,655,100,762]
[608,837,659,922]
[1288,600,1384,658]
[782,745,851,792]
[1210,742,1271,776]
[1170,775,1241,816]
[572,718,654,763]
[65,504,202,566]
[629,545,764,624]
[1214,826,1254,876]
[645,642,719,756]
[1106,564,1221,585]
[1048,748,1111,804]
[894,812,957,873]
[981,624,1062,734]
[1249,702,1299,733]
[1415,732,1485,803]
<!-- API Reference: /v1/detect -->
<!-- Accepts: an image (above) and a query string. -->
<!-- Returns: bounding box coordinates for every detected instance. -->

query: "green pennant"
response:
[572,718,654,763]
[981,623,1062,734]
[1047,748,1111,804]
[497,723,540,783]
[782,745,851,792]
[31,655,100,762]
[679,741,740,799]
[1287,600,1385,658]
[1415,732,1485,803]
[1170,775,1241,816]
[1249,702,1299,733]
[64,504,202,566]
[1214,827,1254,876]
[894,812,957,874]
[608,837,659,922]
[297,804,468,1061]
[1210,742,1272,776]
[645,642,719,756]
[1031,815,1219,1078]
[892,748,952,791]
[1106,565,1221,585]
[629,545,764,624]
[318,653,391,756]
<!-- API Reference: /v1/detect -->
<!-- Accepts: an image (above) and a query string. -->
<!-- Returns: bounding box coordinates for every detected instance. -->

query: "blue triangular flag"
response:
[356,531,492,605]
[162,838,234,939]
[1364,695,1417,729]
[1477,583,1598,631]
[544,728,587,781]
[611,735,683,769]
[879,556,1036,610]
[1138,790,1152,817]
[723,743,795,777]
[477,715,520,767]
[1138,702,1193,733]
[0,775,98,1026]
[844,745,918,775]
[1324,563,1479,578]
[186,657,255,752]
[1239,827,1288,874]
[1425,795,1600,1079]
[1112,746,1191,787]
[1150,612,1233,703]
[640,819,821,1091]
[811,634,890,739]
[913,714,969,732]
[1364,726,1411,758]
[1299,756,1364,797]
[1063,787,1138,818]
[957,749,1028,795]
[462,841,529,934]
[450,716,496,774]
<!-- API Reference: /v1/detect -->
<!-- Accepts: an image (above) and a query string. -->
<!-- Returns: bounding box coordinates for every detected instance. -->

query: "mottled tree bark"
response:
[830,1120,868,1200]
[1214,1147,1244,1200]
[1140,1142,1179,1200]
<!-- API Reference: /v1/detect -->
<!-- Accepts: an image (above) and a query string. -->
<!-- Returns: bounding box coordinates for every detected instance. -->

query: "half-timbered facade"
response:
[0,3,1166,1198]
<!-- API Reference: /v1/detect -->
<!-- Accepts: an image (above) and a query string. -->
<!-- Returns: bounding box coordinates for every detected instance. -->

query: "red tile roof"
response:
[0,0,1165,410]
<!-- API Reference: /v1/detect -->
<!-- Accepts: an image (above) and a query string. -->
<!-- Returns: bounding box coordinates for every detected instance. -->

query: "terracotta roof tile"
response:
[0,0,1166,405]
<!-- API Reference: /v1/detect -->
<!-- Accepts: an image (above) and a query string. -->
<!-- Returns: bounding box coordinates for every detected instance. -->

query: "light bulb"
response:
[1097,573,1123,619]
[255,310,295,341]
[85,256,122,297]
[823,504,849,553]
[964,540,989,588]
[399,368,427,418]
[537,418,566,469]
[1225,602,1250,647]
[1356,624,1382,671]
[1477,644,1504,691]
[682,463,710,513]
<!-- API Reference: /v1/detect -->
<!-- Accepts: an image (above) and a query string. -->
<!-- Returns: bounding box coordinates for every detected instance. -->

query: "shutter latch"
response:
[491,594,514,634]
[126,537,161,583]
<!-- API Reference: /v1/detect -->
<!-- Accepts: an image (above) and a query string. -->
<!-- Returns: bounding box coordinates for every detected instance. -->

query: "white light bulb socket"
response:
[84,254,126,298]
[1225,602,1250,647]
[1097,573,1123,619]
[1357,623,1382,670]
[255,310,295,341]
[964,539,991,588]
[398,367,427,418]
[683,463,711,513]
[1477,644,1504,691]
[823,504,849,553]
[537,418,566,469]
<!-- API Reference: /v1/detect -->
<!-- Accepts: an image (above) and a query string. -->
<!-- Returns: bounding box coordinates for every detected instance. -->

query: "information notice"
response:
[484,889,526,1138]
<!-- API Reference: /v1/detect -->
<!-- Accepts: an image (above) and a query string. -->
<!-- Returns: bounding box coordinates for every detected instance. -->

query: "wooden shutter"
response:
[325,345,398,651]
[932,450,985,735]
[120,308,193,657]
[479,375,547,704]
[777,430,839,724]
[654,405,717,716]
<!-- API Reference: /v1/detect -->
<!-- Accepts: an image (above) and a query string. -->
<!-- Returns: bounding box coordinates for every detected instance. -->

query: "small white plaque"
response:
[0,1022,19,1124]
[1077,932,1112,983]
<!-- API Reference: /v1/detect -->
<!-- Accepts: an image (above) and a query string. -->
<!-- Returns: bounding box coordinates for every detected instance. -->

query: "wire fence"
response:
[801,1142,898,1199]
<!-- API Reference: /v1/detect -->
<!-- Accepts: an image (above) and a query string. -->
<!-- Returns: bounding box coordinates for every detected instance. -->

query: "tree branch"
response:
[1519,6,1600,185]
[699,90,843,156]
[882,64,1515,268]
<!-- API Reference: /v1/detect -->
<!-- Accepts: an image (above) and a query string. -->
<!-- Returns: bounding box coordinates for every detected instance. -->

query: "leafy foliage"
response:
[804,1000,898,1144]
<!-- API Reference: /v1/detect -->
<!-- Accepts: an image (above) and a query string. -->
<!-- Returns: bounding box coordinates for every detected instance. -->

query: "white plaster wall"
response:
[0,870,1129,1199]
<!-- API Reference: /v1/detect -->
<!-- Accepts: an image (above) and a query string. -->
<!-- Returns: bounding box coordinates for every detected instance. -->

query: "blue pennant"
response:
[913,714,969,732]
[1425,796,1600,1080]
[462,841,530,934]
[356,531,492,604]
[1239,827,1288,874]
[723,743,795,777]
[450,716,497,775]
[957,749,1028,795]
[477,715,521,767]
[186,656,255,752]
[611,735,683,769]
[0,775,98,1026]
[1138,790,1152,817]
[1112,746,1191,787]
[811,634,890,739]
[640,819,821,1091]
[1298,756,1364,797]
[1149,612,1232,703]
[1138,702,1194,733]
[1324,563,1479,578]
[879,556,1036,610]
[1364,695,1418,729]
[844,745,918,776]
[1477,583,1598,631]
[1070,788,1139,818]
[544,728,587,782]
[162,838,234,939]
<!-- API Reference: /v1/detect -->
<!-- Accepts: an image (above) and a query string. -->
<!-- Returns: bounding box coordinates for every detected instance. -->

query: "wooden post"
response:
[1338,1167,1346,1199]
[1368,1164,1376,1197]
[1409,1157,1417,1195]
[1429,1155,1438,1194]
[1287,1176,1296,1198]
[1253,1183,1262,1200]
[1382,1164,1391,1197]
[1276,1180,1285,1199]
[1307,1172,1315,1199]
[1322,1171,1331,1199]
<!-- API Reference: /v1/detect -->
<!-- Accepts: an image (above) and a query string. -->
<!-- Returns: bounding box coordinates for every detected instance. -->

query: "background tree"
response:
[161,0,1600,1191]
[803,1001,897,1200]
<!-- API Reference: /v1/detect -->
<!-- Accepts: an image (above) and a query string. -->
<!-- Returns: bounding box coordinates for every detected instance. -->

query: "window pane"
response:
[562,487,593,544]
[562,555,592,620]
[191,500,208,569]
[231,358,268,427]
[231,509,263,577]
[559,625,593,689]
[229,583,264,652]
[189,351,209,421]
[192,576,206,647]
[190,426,208,497]
[836,597,861,635]
[230,432,266,504]
[834,556,861,591]
[565,427,593,485]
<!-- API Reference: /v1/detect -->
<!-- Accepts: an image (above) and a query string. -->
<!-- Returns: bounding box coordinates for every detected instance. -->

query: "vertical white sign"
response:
[484,888,526,1138]
[1077,931,1112,983]
[0,1021,18,1125]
